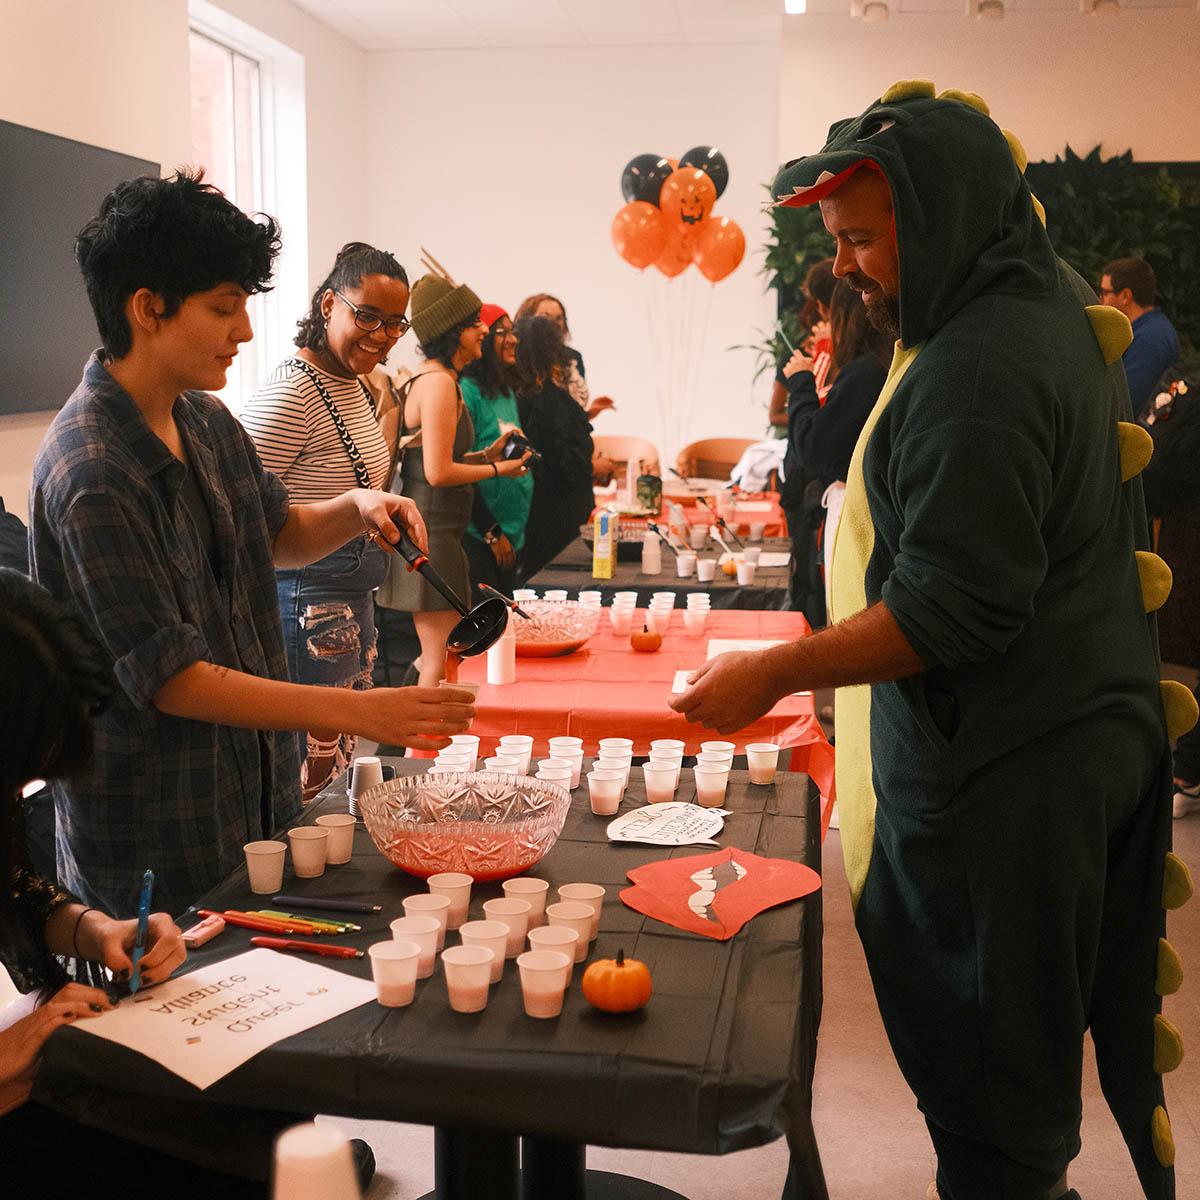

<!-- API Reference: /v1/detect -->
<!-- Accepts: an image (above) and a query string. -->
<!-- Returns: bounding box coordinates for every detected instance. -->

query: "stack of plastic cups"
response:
[498,734,534,775]
[578,590,603,608]
[513,589,538,604]
[547,737,585,788]
[543,589,568,602]
[647,592,676,635]
[648,738,685,791]
[683,593,711,636]
[609,592,638,635]
[447,734,480,771]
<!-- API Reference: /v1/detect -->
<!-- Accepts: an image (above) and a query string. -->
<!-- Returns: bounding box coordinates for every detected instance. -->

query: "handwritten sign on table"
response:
[607,802,730,846]
[74,948,375,1089]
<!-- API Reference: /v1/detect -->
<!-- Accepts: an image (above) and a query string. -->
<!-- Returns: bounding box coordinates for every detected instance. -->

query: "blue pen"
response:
[129,869,154,994]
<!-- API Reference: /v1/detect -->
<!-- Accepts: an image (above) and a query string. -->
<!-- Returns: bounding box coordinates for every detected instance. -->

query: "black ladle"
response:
[394,530,511,657]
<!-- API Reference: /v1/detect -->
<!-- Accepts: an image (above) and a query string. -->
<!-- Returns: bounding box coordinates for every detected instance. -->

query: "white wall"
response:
[779,12,1200,166]
[0,0,365,521]
[365,42,781,463]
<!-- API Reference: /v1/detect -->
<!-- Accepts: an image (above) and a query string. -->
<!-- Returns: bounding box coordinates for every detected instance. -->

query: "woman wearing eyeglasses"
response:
[241,242,411,801]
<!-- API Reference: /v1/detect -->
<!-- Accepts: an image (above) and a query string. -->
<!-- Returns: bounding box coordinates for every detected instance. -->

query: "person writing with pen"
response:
[28,170,476,921]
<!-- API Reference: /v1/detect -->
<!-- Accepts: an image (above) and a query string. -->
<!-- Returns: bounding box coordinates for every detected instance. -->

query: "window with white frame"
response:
[187,1,308,413]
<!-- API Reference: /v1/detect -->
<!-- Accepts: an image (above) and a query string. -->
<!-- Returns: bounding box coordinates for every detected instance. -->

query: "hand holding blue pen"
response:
[128,869,154,994]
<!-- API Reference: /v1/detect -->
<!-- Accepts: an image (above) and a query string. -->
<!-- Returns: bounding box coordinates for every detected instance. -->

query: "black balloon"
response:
[621,154,673,206]
[679,146,730,199]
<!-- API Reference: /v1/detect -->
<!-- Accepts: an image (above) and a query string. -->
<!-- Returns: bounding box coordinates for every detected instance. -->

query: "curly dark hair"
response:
[421,311,483,371]
[463,318,515,400]
[294,241,409,352]
[0,569,112,885]
[75,168,281,360]
[512,315,572,396]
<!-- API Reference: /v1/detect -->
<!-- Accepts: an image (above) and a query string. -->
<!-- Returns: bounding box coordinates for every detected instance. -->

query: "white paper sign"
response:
[607,802,730,846]
[706,638,785,659]
[757,552,791,568]
[75,948,376,1090]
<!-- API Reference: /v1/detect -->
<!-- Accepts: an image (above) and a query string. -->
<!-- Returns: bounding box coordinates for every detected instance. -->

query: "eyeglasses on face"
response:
[333,290,411,337]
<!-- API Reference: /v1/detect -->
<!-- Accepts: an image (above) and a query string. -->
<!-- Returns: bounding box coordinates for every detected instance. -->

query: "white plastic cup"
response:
[427,872,473,929]
[483,756,521,775]
[683,610,708,636]
[599,737,634,756]
[647,608,671,635]
[536,763,574,785]
[693,762,731,808]
[272,1122,360,1200]
[482,897,532,958]
[746,742,782,785]
[648,756,683,791]
[549,736,583,754]
[557,883,605,941]
[676,551,696,578]
[642,762,677,804]
[449,734,480,771]
[651,739,686,754]
[348,755,383,817]
[369,940,421,1007]
[614,592,639,605]
[697,751,734,767]
[435,750,474,770]
[578,591,603,607]
[314,814,356,865]
[701,741,736,755]
[518,950,572,1018]
[528,925,579,980]
[441,945,494,1013]
[545,901,593,962]
[689,525,708,551]
[402,893,450,951]
[610,606,635,634]
[486,628,516,685]
[588,770,624,816]
[503,877,551,927]
[749,522,766,542]
[543,589,568,602]
[736,560,756,586]
[287,827,328,878]
[547,749,584,789]
[440,678,481,698]
[244,840,287,894]
[743,546,762,566]
[513,589,537,603]
[595,756,631,791]
[651,592,677,605]
[696,559,717,582]
[685,592,711,607]
[387,917,439,979]
[459,919,509,983]
[499,735,534,774]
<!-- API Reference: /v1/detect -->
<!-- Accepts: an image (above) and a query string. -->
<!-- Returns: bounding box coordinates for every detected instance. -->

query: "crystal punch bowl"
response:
[512,599,602,658]
[358,771,572,881]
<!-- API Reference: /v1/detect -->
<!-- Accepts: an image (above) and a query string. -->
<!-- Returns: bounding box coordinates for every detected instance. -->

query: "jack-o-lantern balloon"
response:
[691,216,745,283]
[654,223,693,278]
[611,201,668,270]
[659,168,717,232]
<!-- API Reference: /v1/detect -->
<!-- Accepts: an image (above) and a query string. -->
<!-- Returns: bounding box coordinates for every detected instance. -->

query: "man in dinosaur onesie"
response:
[671,79,1195,1200]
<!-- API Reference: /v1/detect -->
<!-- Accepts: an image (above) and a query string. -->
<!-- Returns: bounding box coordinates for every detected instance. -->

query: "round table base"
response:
[418,1174,686,1200]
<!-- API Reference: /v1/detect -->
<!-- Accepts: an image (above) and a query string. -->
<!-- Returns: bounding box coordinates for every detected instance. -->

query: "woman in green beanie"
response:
[377,275,530,686]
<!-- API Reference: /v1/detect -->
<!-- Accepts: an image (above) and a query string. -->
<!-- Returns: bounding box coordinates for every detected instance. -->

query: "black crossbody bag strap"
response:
[287,357,376,489]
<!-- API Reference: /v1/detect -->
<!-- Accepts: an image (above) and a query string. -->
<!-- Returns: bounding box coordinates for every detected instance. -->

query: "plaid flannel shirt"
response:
[28,354,302,918]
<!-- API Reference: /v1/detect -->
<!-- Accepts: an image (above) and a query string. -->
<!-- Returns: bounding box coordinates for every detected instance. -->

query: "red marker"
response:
[198,909,313,936]
[251,936,363,959]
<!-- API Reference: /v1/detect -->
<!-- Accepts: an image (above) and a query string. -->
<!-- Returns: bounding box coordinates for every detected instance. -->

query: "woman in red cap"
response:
[460,305,534,599]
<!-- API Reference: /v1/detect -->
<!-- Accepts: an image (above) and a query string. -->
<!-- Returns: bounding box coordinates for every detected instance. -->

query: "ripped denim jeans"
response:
[276,537,391,802]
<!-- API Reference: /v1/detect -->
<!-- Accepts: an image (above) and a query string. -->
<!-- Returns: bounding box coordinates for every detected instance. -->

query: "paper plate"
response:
[606,802,729,847]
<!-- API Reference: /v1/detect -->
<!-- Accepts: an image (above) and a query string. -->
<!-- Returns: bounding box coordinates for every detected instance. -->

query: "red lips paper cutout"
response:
[619,847,821,941]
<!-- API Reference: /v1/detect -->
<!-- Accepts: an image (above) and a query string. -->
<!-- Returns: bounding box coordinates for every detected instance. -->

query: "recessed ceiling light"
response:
[784,0,807,13]
[862,1,890,20]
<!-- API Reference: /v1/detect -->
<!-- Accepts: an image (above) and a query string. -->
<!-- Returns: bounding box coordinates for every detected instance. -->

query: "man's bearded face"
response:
[819,170,901,340]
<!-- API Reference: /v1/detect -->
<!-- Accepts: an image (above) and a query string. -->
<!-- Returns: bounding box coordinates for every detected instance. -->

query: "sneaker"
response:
[1173,780,1200,819]
[351,1139,377,1194]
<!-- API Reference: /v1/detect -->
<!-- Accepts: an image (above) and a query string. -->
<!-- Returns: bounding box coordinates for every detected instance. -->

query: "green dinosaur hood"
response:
[773,80,1059,348]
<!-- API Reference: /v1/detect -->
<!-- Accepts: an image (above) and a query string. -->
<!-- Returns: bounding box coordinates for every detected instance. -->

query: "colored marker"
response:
[129,869,154,994]
[250,936,363,960]
[258,910,360,932]
[271,895,382,914]
[198,909,319,936]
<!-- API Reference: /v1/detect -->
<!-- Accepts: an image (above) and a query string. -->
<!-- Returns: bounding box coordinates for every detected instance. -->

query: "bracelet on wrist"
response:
[72,907,99,958]
[490,461,499,477]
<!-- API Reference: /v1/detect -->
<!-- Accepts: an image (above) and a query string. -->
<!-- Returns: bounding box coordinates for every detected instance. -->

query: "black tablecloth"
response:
[530,537,792,611]
[37,761,824,1186]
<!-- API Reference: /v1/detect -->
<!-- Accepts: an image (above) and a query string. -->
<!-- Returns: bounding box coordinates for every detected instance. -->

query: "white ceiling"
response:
[292,0,1198,48]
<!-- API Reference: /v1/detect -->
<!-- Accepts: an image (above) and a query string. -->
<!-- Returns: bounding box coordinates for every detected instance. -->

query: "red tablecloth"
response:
[457,609,834,815]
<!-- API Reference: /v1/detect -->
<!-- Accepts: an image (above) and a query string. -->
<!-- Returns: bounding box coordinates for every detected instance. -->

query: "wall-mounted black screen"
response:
[0,119,158,415]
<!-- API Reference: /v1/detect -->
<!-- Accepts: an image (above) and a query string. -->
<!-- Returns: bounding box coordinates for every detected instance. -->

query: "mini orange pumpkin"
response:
[631,624,663,653]
[721,557,739,578]
[582,949,652,1013]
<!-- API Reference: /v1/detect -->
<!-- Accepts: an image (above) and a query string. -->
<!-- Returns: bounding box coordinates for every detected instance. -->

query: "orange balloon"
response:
[611,201,668,270]
[654,223,693,278]
[691,216,745,283]
[658,168,717,232]
[667,157,679,169]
